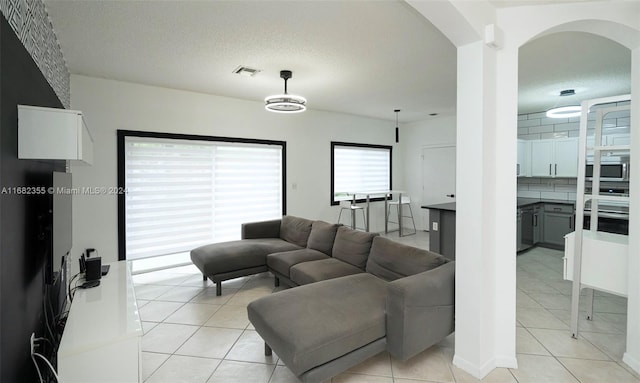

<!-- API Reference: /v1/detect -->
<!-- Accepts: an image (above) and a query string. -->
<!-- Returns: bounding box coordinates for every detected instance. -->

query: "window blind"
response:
[124,136,283,260]
[333,144,391,202]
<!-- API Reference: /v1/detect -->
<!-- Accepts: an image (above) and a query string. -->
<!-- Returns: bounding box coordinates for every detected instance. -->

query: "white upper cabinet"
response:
[587,133,630,148]
[18,105,93,165]
[530,137,578,177]
[530,140,554,176]
[517,139,531,177]
[554,138,579,177]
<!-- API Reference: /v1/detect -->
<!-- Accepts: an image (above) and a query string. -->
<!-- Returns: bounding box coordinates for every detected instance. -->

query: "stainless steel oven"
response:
[583,187,629,235]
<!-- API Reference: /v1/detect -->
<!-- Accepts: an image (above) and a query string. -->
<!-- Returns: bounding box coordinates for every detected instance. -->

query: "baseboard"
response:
[452,353,518,379]
[495,355,518,369]
[452,355,496,379]
[623,352,640,375]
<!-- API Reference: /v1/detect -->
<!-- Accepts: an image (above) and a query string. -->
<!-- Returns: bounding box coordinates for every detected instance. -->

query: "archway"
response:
[406,0,640,379]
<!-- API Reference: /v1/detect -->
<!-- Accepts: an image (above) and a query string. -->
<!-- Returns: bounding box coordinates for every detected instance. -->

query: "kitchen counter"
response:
[422,199,575,212]
[421,202,456,211]
[517,198,575,208]
[422,198,577,258]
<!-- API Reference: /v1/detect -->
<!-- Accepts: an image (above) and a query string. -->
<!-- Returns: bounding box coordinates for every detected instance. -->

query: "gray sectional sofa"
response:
[190,215,455,383]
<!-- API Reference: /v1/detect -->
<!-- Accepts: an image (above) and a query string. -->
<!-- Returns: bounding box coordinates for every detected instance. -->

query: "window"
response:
[331,142,392,205]
[117,131,285,268]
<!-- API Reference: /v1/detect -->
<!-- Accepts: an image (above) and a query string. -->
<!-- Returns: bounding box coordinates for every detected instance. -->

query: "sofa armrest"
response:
[241,219,282,239]
[386,261,455,360]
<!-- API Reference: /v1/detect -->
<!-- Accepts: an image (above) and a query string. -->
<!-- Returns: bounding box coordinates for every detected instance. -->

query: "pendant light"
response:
[546,89,581,118]
[394,109,400,143]
[265,70,307,113]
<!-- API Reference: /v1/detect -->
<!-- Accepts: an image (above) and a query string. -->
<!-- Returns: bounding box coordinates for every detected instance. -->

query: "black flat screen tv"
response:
[47,171,72,285]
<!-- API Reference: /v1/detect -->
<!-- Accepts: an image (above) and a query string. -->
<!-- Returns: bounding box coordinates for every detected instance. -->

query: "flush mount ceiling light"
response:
[265,70,306,113]
[546,89,581,118]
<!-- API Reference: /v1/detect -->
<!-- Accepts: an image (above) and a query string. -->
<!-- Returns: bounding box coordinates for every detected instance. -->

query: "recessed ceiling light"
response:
[233,66,261,77]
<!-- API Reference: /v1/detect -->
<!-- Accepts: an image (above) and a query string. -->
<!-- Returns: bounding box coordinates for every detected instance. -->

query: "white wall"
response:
[401,115,456,230]
[69,75,403,266]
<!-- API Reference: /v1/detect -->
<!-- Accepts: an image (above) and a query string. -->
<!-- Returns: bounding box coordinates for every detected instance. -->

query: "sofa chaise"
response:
[190,215,455,383]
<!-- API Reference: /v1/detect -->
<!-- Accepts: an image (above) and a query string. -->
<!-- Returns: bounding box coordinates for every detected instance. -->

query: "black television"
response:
[47,171,72,286]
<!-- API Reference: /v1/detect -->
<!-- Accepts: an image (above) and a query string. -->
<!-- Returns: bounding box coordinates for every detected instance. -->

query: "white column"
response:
[453,38,518,378]
[623,45,640,374]
[493,40,519,369]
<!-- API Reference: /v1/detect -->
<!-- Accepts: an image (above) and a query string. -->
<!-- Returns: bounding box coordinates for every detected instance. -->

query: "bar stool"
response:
[386,195,416,236]
[337,199,367,231]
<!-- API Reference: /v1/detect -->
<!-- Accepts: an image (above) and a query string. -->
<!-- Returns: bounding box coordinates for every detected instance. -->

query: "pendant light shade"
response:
[265,70,307,113]
[546,89,581,118]
[394,109,400,143]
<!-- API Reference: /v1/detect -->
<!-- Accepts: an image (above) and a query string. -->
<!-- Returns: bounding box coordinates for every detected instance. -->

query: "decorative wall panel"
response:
[0,0,70,108]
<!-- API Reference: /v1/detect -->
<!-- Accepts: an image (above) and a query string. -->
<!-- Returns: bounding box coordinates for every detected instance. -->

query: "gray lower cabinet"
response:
[516,209,523,251]
[533,206,543,244]
[541,204,574,248]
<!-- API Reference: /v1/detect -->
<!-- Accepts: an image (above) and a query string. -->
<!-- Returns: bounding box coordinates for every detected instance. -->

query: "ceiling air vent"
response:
[233,66,261,77]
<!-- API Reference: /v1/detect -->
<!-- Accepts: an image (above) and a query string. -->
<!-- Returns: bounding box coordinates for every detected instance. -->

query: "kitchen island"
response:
[421,202,456,260]
[422,199,576,259]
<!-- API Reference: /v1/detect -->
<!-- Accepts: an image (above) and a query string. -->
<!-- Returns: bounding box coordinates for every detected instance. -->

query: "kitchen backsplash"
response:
[518,177,578,200]
[517,101,630,201]
[518,178,630,201]
[517,101,630,140]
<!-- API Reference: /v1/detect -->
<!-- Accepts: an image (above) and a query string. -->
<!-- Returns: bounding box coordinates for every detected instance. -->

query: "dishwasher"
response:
[518,206,534,252]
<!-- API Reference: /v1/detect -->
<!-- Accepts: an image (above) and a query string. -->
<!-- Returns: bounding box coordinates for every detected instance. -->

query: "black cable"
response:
[42,280,56,349]
[68,272,81,304]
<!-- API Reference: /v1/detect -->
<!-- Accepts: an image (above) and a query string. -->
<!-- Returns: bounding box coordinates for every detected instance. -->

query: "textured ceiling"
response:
[45,0,631,123]
[519,31,631,114]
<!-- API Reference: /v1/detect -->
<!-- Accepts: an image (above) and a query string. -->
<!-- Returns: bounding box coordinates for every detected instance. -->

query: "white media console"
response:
[58,261,142,382]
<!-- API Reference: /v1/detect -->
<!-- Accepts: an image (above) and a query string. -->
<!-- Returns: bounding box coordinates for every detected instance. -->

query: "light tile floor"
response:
[135,231,640,382]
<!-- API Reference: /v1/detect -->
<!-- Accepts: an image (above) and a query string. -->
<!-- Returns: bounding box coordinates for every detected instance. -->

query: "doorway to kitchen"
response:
[515,30,634,377]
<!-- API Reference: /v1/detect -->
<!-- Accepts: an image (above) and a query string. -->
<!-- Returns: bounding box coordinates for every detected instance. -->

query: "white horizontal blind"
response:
[213,144,283,242]
[333,145,391,201]
[124,136,282,260]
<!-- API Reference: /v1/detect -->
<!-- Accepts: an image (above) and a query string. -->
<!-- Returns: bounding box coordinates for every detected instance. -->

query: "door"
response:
[422,145,456,230]
[517,139,530,177]
[554,138,579,177]
[530,140,554,176]
[520,207,534,250]
[543,212,574,247]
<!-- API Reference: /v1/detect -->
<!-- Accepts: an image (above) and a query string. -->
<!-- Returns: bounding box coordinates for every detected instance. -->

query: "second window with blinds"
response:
[330,141,392,205]
[118,131,285,271]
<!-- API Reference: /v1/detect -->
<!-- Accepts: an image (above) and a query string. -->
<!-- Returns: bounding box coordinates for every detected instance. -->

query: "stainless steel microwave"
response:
[585,163,628,181]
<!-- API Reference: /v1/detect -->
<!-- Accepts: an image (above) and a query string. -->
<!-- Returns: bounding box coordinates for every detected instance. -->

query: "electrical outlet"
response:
[432,222,439,231]
[30,332,35,355]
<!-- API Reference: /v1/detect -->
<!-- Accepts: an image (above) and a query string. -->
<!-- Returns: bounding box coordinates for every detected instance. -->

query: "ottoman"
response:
[190,238,302,295]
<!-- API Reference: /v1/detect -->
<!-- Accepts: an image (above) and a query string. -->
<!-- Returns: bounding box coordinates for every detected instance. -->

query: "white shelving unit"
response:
[18,104,94,165]
[566,94,631,338]
[58,262,142,382]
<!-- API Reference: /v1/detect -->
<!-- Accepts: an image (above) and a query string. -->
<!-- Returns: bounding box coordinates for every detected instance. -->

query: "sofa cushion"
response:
[280,216,314,247]
[307,220,340,256]
[190,238,302,277]
[331,226,379,269]
[290,258,364,286]
[267,249,330,278]
[247,273,388,376]
[366,236,449,281]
